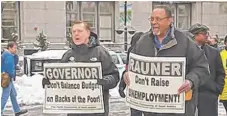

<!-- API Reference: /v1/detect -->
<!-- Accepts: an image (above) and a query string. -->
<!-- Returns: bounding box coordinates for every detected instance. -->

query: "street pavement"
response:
[3,98,227,116]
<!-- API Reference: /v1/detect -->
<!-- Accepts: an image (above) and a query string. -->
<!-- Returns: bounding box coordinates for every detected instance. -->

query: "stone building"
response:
[1,1,227,50]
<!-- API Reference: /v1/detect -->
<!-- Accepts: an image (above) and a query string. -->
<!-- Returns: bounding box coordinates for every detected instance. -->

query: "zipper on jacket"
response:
[154,47,159,56]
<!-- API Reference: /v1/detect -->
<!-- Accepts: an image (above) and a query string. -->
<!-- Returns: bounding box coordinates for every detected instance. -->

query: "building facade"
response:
[2,1,227,49]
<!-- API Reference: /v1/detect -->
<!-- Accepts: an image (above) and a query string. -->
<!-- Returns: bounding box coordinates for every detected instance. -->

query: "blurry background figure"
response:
[189,23,225,116]
[207,36,218,48]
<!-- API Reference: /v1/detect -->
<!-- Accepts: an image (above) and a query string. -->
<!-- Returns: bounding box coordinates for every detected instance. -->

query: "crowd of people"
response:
[1,5,227,116]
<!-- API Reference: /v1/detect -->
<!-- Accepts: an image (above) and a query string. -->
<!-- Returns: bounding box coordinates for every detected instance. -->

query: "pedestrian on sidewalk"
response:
[42,21,119,116]
[219,34,227,112]
[1,41,28,116]
[188,23,225,116]
[123,5,209,116]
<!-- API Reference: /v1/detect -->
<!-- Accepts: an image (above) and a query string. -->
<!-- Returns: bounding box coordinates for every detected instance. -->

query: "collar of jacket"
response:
[150,24,177,51]
[71,43,90,54]
[200,44,208,49]
[4,49,14,56]
[70,34,100,54]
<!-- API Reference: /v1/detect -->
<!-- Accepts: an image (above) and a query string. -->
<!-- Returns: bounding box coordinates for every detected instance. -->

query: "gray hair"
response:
[154,5,172,17]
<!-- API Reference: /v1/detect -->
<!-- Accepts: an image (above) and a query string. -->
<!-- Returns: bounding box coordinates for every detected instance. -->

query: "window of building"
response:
[65,1,115,41]
[1,1,20,40]
[219,3,227,14]
[152,2,191,30]
[66,1,79,34]
[99,1,114,41]
[176,4,191,29]
[81,2,96,32]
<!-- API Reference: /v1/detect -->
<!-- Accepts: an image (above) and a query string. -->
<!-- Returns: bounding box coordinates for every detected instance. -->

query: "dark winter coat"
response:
[130,26,210,116]
[118,32,144,97]
[199,45,225,95]
[62,33,119,116]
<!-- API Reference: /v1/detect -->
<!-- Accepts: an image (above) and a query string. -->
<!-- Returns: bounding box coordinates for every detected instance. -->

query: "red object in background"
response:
[125,64,128,71]
[87,2,93,8]
[34,27,38,31]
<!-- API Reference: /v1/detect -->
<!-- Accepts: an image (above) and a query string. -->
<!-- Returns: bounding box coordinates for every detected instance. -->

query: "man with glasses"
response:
[189,23,225,116]
[123,6,209,116]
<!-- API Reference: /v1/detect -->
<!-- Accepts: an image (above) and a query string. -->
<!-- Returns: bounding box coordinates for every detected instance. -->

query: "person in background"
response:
[118,31,144,116]
[1,49,5,54]
[1,42,28,116]
[42,21,119,116]
[208,36,218,48]
[123,6,209,116]
[219,34,227,112]
[188,23,225,116]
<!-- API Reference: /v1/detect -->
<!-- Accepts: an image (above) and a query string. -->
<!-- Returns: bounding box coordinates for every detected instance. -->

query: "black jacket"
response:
[199,45,225,95]
[62,33,119,116]
[130,26,209,116]
[118,32,144,98]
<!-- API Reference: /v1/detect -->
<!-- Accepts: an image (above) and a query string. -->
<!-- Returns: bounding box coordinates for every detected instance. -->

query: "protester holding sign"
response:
[42,21,119,116]
[188,23,225,116]
[123,6,209,116]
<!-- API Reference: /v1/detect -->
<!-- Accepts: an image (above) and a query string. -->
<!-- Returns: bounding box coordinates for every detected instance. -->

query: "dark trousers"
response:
[221,100,227,113]
[197,92,218,116]
[143,113,186,116]
[131,108,143,116]
[67,114,105,116]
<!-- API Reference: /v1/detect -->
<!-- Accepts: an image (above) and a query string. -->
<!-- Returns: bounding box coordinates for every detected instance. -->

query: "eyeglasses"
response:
[148,17,169,22]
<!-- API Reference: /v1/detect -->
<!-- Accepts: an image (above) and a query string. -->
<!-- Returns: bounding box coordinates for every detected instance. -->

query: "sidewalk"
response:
[2,98,130,116]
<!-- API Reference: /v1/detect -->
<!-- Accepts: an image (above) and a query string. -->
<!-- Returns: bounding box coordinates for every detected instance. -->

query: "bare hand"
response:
[123,72,130,86]
[178,80,192,94]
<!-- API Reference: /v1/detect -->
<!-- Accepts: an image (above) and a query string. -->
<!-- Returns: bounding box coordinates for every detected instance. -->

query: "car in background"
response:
[24,49,126,77]
[118,52,127,64]
[108,51,126,77]
[16,56,24,76]
[24,50,67,76]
